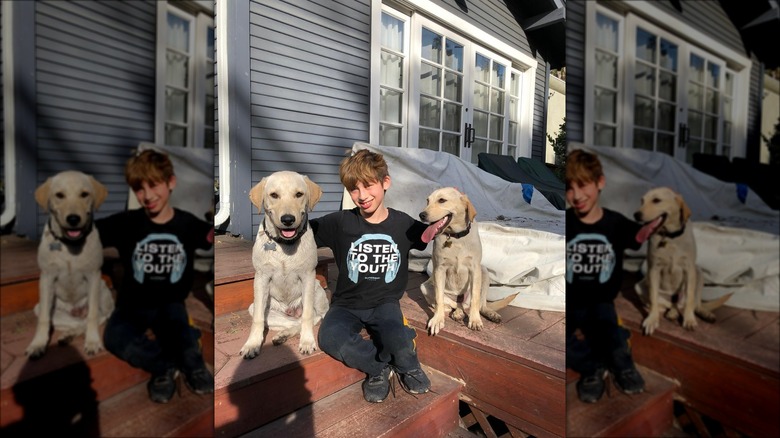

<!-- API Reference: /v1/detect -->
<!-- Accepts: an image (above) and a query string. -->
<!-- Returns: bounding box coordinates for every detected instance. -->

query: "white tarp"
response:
[578,145,779,312]
[347,143,566,312]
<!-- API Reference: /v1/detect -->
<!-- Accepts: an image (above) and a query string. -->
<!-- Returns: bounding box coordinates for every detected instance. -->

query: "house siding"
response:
[247,0,372,237]
[33,0,157,238]
[566,0,586,144]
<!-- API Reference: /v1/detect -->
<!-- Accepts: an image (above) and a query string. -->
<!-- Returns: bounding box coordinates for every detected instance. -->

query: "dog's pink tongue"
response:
[422,217,447,243]
[281,229,296,238]
[66,230,82,239]
[636,216,663,243]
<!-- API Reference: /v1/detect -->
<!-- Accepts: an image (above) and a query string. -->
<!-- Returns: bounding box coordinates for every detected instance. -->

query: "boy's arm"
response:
[309,213,337,249]
[94,213,123,249]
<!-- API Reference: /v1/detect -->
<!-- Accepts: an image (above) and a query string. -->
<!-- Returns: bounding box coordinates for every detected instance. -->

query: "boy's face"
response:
[134,176,176,218]
[349,176,390,218]
[566,175,604,219]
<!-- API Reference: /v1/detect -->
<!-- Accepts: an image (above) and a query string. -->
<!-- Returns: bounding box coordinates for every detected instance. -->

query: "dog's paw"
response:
[298,338,317,355]
[83,340,104,356]
[664,307,680,320]
[682,313,698,331]
[642,313,660,335]
[272,334,289,346]
[467,316,484,331]
[25,344,47,360]
[240,342,262,359]
[481,309,502,323]
[451,308,465,322]
[428,314,446,336]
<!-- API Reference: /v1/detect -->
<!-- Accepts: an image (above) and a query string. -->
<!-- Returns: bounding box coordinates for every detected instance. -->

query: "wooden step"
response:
[214,310,364,437]
[243,365,462,438]
[566,365,678,437]
[615,272,780,437]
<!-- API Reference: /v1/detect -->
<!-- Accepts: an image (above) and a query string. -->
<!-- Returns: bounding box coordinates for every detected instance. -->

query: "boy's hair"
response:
[566,149,603,187]
[125,149,175,190]
[339,149,390,191]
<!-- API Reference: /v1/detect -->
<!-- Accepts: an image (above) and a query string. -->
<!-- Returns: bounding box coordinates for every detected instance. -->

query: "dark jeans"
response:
[567,301,635,377]
[318,302,421,377]
[103,301,205,376]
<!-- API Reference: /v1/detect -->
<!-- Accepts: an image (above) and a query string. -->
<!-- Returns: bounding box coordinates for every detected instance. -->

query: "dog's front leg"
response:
[241,274,270,359]
[681,263,698,330]
[427,265,448,336]
[642,264,662,335]
[467,263,484,331]
[297,272,318,354]
[26,272,56,358]
[83,271,104,355]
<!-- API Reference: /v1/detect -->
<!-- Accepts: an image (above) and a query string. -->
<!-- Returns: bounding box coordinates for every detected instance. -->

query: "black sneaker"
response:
[148,368,179,404]
[576,369,606,403]
[613,367,645,395]
[363,366,393,403]
[183,366,214,395]
[397,368,431,394]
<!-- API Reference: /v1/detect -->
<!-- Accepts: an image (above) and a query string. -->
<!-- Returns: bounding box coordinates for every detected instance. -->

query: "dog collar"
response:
[263,216,308,246]
[658,225,685,239]
[443,212,472,239]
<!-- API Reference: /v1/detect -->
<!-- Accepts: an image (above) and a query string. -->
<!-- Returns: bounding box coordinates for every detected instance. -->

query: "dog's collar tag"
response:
[658,240,667,248]
[443,240,452,248]
[50,241,63,251]
[263,241,277,251]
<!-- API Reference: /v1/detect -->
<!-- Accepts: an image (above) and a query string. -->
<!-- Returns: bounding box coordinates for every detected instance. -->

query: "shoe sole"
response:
[363,370,394,403]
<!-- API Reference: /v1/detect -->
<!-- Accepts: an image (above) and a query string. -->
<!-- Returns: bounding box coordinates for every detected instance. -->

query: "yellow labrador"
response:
[240,171,329,359]
[28,171,115,358]
[634,187,730,335]
[418,187,513,335]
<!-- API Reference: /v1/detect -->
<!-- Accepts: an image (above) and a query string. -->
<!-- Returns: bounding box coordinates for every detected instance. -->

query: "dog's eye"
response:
[652,198,661,204]
[295,192,304,198]
[80,191,89,198]
[55,192,65,199]
[437,198,446,204]
[270,193,279,199]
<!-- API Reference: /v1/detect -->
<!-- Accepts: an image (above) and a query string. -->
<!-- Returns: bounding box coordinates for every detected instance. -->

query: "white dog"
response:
[418,187,515,335]
[240,171,329,359]
[634,187,731,335]
[27,171,115,358]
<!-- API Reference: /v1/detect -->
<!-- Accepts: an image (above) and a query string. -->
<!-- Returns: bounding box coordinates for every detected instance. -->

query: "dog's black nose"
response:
[633,212,642,221]
[66,214,81,226]
[419,212,427,221]
[280,214,295,226]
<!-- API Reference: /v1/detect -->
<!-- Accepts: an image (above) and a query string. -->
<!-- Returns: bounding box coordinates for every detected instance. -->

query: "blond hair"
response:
[339,149,389,190]
[566,149,603,188]
[125,149,175,190]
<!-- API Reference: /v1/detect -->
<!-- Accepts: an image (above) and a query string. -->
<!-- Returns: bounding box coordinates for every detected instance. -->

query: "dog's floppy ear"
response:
[463,194,477,222]
[248,177,267,213]
[304,176,322,211]
[34,178,52,210]
[90,176,108,209]
[677,194,692,225]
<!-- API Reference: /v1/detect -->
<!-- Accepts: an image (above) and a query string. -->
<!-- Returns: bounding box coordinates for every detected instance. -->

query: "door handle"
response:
[679,123,689,147]
[464,123,475,148]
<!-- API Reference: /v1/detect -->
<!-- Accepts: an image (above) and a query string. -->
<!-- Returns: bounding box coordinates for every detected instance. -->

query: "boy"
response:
[565,149,645,403]
[96,149,214,403]
[311,149,431,403]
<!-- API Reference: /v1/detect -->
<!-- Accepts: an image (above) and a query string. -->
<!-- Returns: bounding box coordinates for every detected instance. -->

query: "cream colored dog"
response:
[240,171,329,359]
[27,171,115,358]
[418,187,513,335]
[634,187,730,335]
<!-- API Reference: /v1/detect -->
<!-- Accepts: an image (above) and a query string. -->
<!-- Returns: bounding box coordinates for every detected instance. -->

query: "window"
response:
[156,2,214,148]
[586,4,749,162]
[373,3,535,162]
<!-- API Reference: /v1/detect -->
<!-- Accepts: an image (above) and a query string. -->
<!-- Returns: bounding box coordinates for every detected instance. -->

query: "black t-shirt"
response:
[96,208,212,308]
[310,208,428,309]
[566,207,642,306]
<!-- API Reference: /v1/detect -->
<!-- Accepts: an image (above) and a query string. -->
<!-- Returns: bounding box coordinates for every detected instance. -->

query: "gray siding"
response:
[248,0,371,237]
[652,0,744,55]
[566,0,586,144]
[34,0,157,237]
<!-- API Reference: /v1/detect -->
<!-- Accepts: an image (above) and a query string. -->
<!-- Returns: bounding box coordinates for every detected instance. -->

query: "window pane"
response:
[489,141,502,155]
[419,96,441,128]
[725,72,734,96]
[509,121,518,144]
[634,129,653,150]
[472,139,487,164]
[705,89,718,114]
[489,115,503,140]
[421,28,442,63]
[444,71,462,102]
[703,142,716,155]
[491,89,504,113]
[659,39,677,71]
[595,51,617,87]
[474,111,488,137]
[510,72,520,95]
[657,103,675,132]
[657,133,674,155]
[509,96,518,120]
[445,39,464,72]
[475,54,490,83]
[167,13,190,52]
[473,83,489,110]
[707,62,720,88]
[492,61,505,88]
[381,52,403,88]
[166,51,189,88]
[689,110,702,137]
[723,97,732,120]
[418,128,439,151]
[636,28,656,63]
[594,88,616,123]
[380,124,402,147]
[204,127,214,149]
[594,124,615,146]
[420,63,441,96]
[381,13,404,52]
[165,125,186,146]
[686,141,699,163]
[688,83,703,111]
[690,54,705,82]
[166,88,187,122]
[723,121,732,145]
[704,115,717,140]
[595,13,618,52]
[634,96,654,128]
[635,63,655,96]
[443,102,461,132]
[507,144,517,158]
[442,133,459,156]
[659,71,676,101]
[380,89,402,123]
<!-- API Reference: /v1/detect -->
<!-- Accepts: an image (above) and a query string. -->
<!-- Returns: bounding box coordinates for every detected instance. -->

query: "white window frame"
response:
[585,1,750,159]
[155,2,214,148]
[369,0,537,158]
